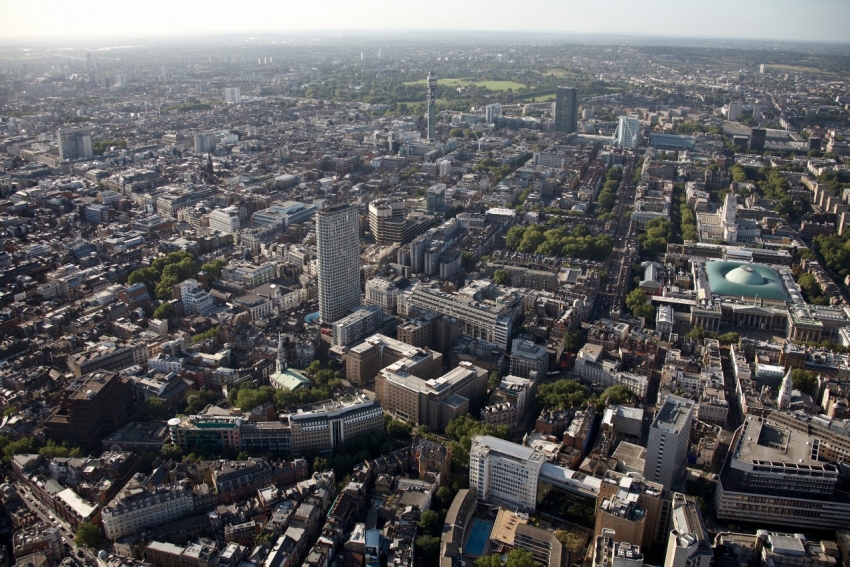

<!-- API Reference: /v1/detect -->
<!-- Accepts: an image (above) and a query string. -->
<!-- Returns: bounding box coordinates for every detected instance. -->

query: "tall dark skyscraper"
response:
[316,204,361,324]
[426,71,437,141]
[555,86,578,133]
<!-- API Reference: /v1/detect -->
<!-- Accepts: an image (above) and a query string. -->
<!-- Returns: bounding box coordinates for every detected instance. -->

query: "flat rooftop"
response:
[652,395,694,435]
[736,417,825,468]
[473,435,540,462]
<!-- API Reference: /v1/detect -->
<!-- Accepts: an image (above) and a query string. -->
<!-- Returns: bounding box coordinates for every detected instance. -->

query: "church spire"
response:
[276,332,286,374]
[778,368,793,410]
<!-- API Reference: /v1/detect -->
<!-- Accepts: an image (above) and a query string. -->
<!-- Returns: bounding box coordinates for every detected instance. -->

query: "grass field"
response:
[765,64,834,75]
[540,69,586,79]
[520,93,557,102]
[403,78,526,91]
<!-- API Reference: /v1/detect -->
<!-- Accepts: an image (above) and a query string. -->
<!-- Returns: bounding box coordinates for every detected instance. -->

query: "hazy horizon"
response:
[3,0,849,45]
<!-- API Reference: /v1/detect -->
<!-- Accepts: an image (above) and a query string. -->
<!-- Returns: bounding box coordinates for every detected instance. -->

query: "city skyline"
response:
[2,8,850,563]
[2,0,850,44]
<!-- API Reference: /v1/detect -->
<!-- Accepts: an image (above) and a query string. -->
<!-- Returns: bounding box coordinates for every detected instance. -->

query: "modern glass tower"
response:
[316,204,361,324]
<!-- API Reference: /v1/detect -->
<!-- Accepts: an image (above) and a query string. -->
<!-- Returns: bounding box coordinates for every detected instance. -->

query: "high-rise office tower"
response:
[194,132,217,153]
[426,72,437,141]
[555,86,578,133]
[644,395,694,490]
[224,87,241,105]
[727,101,742,121]
[749,128,767,152]
[57,127,93,160]
[316,204,361,324]
[485,103,502,125]
[616,116,641,148]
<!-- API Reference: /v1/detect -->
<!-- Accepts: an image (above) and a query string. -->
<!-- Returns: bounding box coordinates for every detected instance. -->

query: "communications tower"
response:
[426,71,437,141]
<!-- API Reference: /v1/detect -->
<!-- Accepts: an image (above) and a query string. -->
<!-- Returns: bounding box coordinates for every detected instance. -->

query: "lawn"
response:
[403,78,526,91]
[764,64,834,76]
[520,93,557,102]
[474,80,527,91]
[540,69,586,79]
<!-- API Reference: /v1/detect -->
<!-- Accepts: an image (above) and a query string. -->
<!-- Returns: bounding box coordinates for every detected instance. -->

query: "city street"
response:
[13,482,98,564]
[595,158,638,320]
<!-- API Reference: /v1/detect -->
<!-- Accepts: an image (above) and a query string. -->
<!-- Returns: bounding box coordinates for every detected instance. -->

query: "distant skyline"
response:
[2,0,849,44]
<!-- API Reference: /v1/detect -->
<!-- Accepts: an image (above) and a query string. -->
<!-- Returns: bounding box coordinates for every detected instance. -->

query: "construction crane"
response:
[466,120,483,152]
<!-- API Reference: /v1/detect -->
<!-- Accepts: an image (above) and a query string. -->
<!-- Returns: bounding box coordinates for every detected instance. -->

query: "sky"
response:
[1,0,848,44]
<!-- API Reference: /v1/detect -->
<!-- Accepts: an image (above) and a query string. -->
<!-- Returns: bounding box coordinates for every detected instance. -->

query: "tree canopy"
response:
[813,232,850,279]
[493,269,511,285]
[505,224,613,259]
[475,555,504,567]
[128,251,198,300]
[136,397,170,422]
[415,535,441,561]
[462,251,478,272]
[638,218,675,257]
[791,369,818,397]
[76,522,102,548]
[185,390,223,414]
[153,302,177,320]
[505,548,538,567]
[444,414,511,471]
[686,327,738,345]
[593,385,634,407]
[555,528,589,554]
[417,510,441,537]
[626,288,655,320]
[538,379,590,410]
[562,330,584,352]
[201,259,227,281]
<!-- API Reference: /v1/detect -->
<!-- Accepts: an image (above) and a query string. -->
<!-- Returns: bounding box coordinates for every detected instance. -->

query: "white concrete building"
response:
[644,395,694,490]
[727,101,742,121]
[615,116,640,148]
[224,87,241,104]
[332,305,383,347]
[469,435,545,512]
[208,206,242,235]
[485,104,502,124]
[222,262,275,288]
[316,204,361,324]
[664,493,713,567]
[147,354,184,374]
[574,344,649,399]
[178,279,214,316]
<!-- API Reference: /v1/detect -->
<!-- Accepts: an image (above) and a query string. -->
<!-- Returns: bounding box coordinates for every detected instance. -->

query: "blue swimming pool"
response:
[304,312,320,324]
[465,519,493,557]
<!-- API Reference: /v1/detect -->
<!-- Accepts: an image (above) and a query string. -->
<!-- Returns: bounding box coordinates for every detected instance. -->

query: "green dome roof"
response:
[725,265,765,286]
[704,260,790,302]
